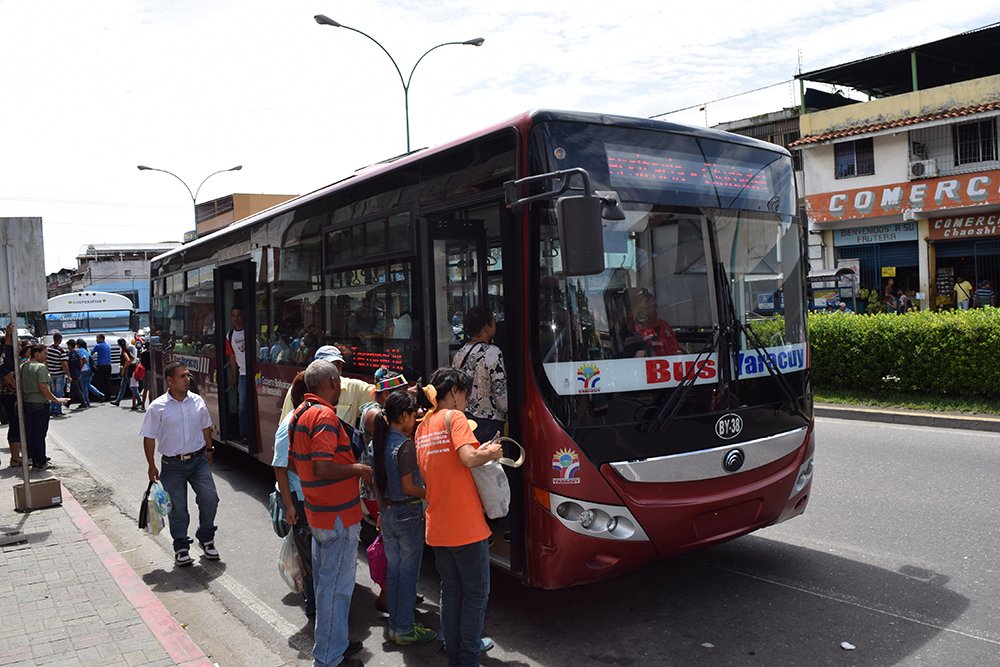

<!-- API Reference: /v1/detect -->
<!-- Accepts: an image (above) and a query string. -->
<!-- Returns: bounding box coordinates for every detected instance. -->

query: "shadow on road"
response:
[476,532,972,665]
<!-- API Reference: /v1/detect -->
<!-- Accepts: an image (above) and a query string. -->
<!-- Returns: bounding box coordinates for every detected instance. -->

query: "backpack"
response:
[133,363,146,381]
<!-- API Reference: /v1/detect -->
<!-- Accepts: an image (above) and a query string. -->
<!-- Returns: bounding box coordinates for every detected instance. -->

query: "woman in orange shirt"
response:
[415,368,502,666]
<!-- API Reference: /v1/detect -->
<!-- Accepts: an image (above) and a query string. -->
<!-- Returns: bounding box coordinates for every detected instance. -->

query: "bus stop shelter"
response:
[808,267,857,312]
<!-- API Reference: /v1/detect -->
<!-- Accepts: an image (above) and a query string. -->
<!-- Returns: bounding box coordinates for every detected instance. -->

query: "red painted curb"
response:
[60,485,214,667]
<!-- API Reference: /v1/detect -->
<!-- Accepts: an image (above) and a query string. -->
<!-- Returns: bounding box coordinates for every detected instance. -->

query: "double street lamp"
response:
[314,14,484,153]
[137,164,243,225]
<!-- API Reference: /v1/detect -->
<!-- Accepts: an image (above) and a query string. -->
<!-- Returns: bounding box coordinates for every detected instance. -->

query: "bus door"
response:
[419,217,488,370]
[213,261,259,454]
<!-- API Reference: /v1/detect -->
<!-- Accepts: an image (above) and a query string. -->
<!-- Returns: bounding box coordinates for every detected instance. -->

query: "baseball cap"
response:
[314,345,344,364]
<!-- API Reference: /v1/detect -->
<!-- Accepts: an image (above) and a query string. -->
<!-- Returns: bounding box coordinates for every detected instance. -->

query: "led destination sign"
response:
[606,144,771,201]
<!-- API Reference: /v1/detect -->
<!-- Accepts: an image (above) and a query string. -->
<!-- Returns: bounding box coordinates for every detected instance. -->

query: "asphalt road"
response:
[43,406,1000,666]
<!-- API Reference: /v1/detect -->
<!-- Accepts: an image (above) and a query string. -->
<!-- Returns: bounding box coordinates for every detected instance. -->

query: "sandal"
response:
[8,459,21,467]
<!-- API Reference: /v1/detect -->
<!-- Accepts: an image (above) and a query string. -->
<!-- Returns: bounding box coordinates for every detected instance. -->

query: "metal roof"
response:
[797,23,1000,98]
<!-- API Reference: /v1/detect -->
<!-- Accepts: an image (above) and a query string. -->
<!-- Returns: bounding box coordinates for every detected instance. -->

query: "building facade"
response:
[793,24,1000,310]
[47,243,180,327]
[194,193,297,238]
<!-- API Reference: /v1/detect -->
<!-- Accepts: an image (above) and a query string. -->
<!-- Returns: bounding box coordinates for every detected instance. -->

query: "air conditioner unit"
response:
[909,159,938,180]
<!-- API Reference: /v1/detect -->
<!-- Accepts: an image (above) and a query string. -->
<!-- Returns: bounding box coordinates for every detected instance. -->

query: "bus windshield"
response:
[45,310,133,334]
[532,121,806,463]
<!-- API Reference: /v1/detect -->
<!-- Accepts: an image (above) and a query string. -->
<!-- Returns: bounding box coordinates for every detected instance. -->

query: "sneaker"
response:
[174,549,193,567]
[392,624,437,646]
[482,637,495,652]
[199,541,220,560]
[32,461,51,470]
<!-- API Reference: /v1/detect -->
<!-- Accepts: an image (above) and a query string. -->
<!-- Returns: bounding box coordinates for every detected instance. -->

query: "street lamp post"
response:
[314,14,484,153]
[136,164,242,225]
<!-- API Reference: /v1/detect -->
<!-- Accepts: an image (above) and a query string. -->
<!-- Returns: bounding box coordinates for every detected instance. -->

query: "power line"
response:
[0,195,184,209]
[649,79,795,119]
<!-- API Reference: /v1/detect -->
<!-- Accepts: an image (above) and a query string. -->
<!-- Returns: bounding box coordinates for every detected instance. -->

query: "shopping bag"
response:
[443,410,524,519]
[139,480,172,536]
[470,438,525,519]
[367,533,387,587]
[269,489,290,538]
[278,531,304,593]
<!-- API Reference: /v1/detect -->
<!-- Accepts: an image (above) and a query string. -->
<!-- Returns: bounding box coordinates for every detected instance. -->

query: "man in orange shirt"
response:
[290,359,372,667]
[415,367,502,666]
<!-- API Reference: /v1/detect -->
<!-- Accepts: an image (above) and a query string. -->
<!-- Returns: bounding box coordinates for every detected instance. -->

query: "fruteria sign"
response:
[806,169,1000,223]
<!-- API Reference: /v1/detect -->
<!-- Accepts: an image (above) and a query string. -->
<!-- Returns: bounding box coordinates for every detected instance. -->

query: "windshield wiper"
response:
[643,326,720,433]
[717,262,810,422]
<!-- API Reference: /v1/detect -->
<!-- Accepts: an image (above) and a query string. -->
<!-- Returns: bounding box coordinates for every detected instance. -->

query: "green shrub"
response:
[807,308,1000,398]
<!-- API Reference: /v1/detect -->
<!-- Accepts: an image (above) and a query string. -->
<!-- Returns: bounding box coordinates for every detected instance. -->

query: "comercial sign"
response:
[928,213,1000,240]
[806,169,1000,223]
[833,222,918,246]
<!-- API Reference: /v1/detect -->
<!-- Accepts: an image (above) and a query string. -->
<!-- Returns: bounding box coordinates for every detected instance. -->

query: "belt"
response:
[162,447,206,462]
[383,498,422,508]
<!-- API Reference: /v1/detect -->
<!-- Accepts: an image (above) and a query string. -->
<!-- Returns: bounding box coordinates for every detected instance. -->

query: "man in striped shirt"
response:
[974,280,996,308]
[290,359,372,667]
[47,332,69,416]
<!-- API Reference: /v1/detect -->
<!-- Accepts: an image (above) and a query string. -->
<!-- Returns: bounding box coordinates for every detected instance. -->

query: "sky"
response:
[1,0,997,274]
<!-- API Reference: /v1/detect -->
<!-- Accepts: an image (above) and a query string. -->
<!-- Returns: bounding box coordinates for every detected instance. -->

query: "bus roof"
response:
[46,291,135,312]
[150,109,789,265]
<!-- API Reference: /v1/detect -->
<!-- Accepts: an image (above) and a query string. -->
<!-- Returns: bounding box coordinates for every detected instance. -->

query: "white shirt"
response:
[140,391,214,456]
[229,328,247,375]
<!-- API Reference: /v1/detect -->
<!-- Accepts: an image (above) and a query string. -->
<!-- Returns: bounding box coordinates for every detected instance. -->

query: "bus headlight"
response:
[538,488,649,542]
[792,456,813,495]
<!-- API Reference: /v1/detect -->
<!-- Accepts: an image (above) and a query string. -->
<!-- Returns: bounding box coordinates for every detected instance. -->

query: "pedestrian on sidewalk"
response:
[76,339,103,405]
[954,275,973,309]
[1,324,23,466]
[271,372,315,617]
[66,339,85,408]
[92,334,113,399]
[22,344,70,469]
[289,359,371,667]
[46,332,69,416]
[111,338,136,406]
[415,368,503,666]
[140,361,220,567]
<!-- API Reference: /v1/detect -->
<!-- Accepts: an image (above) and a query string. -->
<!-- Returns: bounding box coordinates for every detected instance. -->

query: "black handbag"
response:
[138,480,153,530]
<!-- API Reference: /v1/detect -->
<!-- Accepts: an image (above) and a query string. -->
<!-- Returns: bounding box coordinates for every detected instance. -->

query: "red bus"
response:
[149,110,814,589]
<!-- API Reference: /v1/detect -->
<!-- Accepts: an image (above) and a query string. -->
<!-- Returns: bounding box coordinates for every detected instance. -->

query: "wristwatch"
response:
[206,447,216,453]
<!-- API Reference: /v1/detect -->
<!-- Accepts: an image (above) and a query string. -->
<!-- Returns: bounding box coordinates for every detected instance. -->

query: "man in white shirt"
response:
[226,307,250,440]
[141,361,220,567]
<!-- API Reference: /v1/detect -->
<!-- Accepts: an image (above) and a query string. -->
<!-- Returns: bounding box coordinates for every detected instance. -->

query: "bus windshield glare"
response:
[532,121,806,464]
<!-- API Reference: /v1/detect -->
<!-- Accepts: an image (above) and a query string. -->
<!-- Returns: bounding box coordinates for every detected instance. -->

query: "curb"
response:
[61,486,215,667]
[815,403,1000,433]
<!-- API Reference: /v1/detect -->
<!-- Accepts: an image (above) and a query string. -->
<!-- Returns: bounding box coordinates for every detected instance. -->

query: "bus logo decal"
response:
[723,448,746,473]
[715,413,743,440]
[576,365,601,393]
[552,448,581,484]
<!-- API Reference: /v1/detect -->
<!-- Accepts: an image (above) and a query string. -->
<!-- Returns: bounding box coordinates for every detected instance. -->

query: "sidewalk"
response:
[0,455,213,667]
[815,402,1000,432]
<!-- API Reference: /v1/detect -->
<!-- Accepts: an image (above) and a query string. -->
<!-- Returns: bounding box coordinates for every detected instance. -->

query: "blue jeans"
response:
[434,540,490,666]
[23,402,50,465]
[115,373,131,403]
[237,374,249,438]
[50,375,66,415]
[311,518,360,667]
[382,502,426,636]
[81,370,103,404]
[159,453,219,553]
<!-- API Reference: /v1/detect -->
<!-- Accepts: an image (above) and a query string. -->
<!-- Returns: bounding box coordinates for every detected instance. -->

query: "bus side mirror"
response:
[130,313,140,332]
[557,195,606,276]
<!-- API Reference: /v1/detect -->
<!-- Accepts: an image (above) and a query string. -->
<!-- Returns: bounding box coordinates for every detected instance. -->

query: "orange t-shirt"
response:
[415,409,490,547]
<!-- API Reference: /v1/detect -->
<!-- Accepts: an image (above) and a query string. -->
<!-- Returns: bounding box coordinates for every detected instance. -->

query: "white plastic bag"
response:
[277,531,304,593]
[140,480,171,536]
[470,439,524,519]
